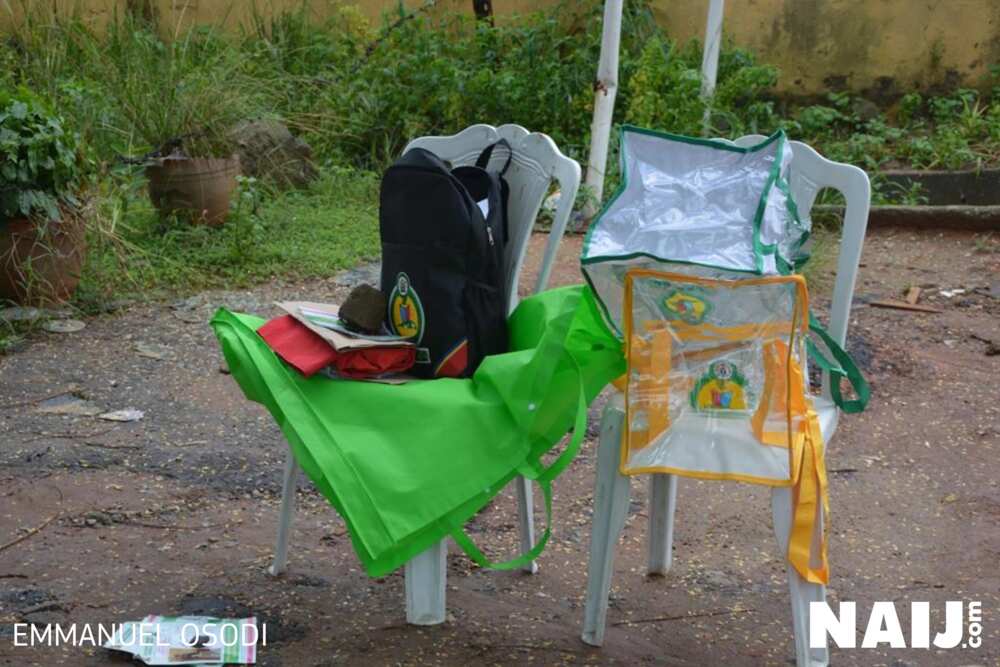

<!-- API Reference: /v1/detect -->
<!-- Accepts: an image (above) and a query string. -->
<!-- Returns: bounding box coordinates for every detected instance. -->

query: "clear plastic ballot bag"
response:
[578,127,870,584]
[621,270,812,484]
[622,268,830,583]
[582,126,808,336]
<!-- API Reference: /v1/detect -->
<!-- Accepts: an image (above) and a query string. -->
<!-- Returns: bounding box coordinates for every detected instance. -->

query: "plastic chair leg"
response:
[269,447,298,576]
[647,473,678,575]
[405,539,448,625]
[515,475,539,574]
[581,396,631,647]
[771,487,829,667]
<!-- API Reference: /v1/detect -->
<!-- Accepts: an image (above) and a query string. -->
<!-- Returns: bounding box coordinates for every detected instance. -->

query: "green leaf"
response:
[9,102,28,120]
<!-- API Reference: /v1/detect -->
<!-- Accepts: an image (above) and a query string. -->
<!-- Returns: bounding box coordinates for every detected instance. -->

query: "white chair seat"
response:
[812,395,839,442]
[623,394,838,484]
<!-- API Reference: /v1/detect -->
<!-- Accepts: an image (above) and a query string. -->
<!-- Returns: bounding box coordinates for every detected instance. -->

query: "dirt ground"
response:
[1,227,998,666]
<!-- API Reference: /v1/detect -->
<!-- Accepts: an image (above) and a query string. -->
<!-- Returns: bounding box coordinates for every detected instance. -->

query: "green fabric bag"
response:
[211,285,623,577]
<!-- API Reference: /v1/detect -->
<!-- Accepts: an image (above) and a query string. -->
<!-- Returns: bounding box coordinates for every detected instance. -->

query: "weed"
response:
[972,233,997,254]
[2,0,1000,309]
[6,1,1000,175]
[0,330,25,354]
[74,168,380,304]
[0,88,81,221]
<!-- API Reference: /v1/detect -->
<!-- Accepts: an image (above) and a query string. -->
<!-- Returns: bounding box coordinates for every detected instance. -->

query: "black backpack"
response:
[379,140,511,378]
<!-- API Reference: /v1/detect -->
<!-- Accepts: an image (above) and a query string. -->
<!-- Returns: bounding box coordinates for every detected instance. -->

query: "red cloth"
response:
[332,346,416,379]
[257,315,415,379]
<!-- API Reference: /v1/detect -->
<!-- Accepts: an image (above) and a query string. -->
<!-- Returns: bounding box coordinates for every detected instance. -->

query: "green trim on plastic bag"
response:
[807,313,870,414]
[581,125,790,333]
[773,168,811,271]
[581,125,787,269]
[751,131,785,268]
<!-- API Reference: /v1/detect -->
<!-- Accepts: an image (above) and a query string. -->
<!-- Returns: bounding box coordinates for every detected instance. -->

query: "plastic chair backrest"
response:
[730,135,871,349]
[405,124,582,314]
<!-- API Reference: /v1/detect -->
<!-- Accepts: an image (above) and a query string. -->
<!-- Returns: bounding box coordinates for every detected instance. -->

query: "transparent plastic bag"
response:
[582,127,808,336]
[621,269,812,485]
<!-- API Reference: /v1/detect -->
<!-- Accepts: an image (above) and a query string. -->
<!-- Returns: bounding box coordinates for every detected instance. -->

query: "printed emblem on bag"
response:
[388,272,425,343]
[691,360,748,411]
[661,288,711,324]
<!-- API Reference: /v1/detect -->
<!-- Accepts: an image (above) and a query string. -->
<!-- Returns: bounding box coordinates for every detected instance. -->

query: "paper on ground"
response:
[104,615,257,665]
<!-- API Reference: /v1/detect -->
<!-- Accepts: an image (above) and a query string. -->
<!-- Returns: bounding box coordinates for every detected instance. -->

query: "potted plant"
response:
[144,140,241,228]
[131,82,243,227]
[0,88,86,305]
[102,33,254,226]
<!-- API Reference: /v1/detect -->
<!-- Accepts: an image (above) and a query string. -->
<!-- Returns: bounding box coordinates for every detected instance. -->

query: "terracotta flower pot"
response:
[146,156,241,226]
[0,212,87,306]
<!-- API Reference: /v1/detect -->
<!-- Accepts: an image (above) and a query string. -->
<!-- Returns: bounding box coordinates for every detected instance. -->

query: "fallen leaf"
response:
[135,342,167,360]
[98,409,145,422]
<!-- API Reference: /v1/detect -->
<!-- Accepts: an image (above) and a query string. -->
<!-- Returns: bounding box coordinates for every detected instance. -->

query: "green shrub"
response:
[797,105,845,137]
[624,38,704,133]
[92,22,277,158]
[0,87,81,222]
[295,1,651,169]
[5,0,999,180]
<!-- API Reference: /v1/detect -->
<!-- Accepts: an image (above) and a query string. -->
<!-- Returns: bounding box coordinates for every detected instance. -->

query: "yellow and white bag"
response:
[582,127,869,585]
[623,269,829,582]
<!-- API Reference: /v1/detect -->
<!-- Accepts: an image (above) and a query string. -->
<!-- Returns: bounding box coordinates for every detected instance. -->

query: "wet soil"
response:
[1,227,999,666]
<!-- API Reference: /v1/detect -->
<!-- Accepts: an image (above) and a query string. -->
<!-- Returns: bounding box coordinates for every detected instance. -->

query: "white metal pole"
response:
[582,0,624,221]
[700,0,725,134]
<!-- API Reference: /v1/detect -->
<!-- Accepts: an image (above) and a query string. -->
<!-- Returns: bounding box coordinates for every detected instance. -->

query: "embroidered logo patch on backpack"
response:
[388,272,425,343]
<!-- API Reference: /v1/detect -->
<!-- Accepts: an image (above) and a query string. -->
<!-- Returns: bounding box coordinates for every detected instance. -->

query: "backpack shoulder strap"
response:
[475,139,513,175]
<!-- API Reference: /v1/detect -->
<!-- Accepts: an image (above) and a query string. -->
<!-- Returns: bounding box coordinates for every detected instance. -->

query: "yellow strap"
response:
[626,329,672,451]
[753,340,810,447]
[751,340,779,444]
[787,407,830,585]
[643,319,796,343]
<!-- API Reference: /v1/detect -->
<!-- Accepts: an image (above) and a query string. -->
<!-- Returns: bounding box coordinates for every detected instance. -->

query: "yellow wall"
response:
[653,0,1000,97]
[3,0,997,96]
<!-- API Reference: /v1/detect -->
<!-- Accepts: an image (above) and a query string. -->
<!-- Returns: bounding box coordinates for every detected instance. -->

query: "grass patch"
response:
[800,224,839,297]
[2,0,998,313]
[72,168,379,310]
[8,1,998,178]
[0,322,26,354]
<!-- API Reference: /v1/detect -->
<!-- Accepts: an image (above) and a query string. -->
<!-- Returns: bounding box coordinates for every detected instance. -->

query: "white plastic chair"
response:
[268,123,581,625]
[580,136,870,667]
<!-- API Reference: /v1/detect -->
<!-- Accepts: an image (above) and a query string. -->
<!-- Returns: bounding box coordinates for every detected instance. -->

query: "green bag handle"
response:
[807,312,870,414]
[450,355,588,570]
